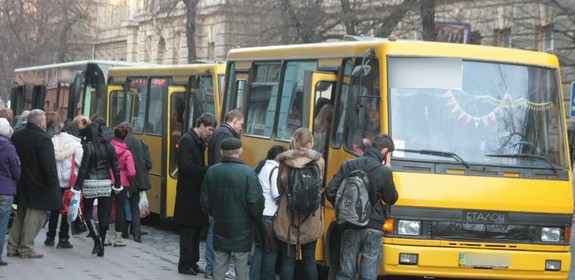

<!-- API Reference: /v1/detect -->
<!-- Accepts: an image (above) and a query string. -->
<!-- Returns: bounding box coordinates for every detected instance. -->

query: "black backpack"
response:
[287,160,322,217]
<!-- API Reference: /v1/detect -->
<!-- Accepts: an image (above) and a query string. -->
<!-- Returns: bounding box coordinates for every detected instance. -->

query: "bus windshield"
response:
[389,57,567,170]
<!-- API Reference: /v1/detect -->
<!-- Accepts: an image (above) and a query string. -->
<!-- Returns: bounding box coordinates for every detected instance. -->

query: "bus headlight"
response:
[397,220,421,236]
[541,227,561,242]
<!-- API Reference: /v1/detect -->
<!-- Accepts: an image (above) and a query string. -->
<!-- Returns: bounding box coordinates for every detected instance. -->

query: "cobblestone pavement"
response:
[1,223,208,280]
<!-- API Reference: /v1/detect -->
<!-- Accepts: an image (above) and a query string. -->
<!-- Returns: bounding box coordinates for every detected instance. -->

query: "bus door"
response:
[164,85,186,219]
[305,71,337,177]
[305,71,337,264]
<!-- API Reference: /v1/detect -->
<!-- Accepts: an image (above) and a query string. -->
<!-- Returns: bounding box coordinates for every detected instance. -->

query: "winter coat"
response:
[75,137,121,191]
[201,157,264,253]
[207,123,239,166]
[259,160,280,217]
[12,123,62,210]
[111,139,136,187]
[325,146,398,231]
[273,149,325,245]
[0,135,20,196]
[173,129,209,227]
[52,132,83,189]
[125,133,152,191]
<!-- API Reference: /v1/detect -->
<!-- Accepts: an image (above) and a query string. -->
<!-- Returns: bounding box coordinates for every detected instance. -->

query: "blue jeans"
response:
[280,240,317,280]
[336,228,383,280]
[0,195,14,262]
[249,216,277,280]
[205,219,214,274]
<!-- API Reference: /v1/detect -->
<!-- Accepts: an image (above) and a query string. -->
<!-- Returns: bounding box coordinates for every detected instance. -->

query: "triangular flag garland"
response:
[391,88,554,128]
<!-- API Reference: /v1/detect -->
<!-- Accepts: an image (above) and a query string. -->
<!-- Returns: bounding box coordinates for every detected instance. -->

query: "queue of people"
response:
[1,108,152,263]
[1,106,398,280]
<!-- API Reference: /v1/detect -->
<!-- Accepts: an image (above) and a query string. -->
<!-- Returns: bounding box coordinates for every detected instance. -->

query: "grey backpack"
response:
[335,169,371,227]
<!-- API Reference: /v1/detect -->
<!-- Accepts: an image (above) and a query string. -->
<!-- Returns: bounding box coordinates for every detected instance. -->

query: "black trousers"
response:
[47,188,70,240]
[178,225,202,272]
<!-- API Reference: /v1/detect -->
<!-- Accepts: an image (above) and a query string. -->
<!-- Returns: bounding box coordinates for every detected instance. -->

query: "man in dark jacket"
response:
[201,138,264,280]
[207,109,244,166]
[7,109,62,259]
[123,122,153,243]
[326,133,399,280]
[173,113,217,275]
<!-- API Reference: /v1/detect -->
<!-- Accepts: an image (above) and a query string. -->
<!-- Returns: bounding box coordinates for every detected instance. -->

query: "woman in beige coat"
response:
[273,127,325,280]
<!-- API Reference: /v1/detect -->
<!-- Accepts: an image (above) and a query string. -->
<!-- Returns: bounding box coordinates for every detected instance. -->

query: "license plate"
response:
[458,252,511,269]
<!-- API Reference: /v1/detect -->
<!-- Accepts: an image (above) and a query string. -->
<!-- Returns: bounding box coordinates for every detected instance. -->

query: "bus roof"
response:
[107,63,226,76]
[226,39,559,68]
[14,60,155,73]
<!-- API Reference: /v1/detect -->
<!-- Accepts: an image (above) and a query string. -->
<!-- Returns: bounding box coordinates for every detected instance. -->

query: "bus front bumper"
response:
[382,243,571,279]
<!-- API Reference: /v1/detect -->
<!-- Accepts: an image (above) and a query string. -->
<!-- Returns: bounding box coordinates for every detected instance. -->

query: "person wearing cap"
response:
[205,109,244,278]
[174,113,217,276]
[0,117,20,266]
[201,137,264,280]
[7,109,61,259]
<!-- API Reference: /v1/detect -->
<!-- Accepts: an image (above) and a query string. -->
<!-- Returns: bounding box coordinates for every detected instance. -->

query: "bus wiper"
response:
[484,154,559,173]
[399,149,470,168]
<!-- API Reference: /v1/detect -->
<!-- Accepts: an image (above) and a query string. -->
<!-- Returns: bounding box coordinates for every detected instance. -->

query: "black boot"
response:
[86,219,102,255]
[98,227,106,257]
[122,221,130,239]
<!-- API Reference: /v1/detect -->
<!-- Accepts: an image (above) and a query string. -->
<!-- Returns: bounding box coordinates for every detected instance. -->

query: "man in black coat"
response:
[7,109,62,259]
[173,113,217,275]
[123,122,153,243]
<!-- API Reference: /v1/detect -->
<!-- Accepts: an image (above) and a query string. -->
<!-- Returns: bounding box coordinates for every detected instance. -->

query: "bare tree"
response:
[0,0,93,102]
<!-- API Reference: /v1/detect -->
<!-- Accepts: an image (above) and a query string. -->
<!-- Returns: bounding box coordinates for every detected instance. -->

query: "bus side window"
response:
[245,84,276,137]
[246,63,279,137]
[147,78,167,134]
[129,78,148,134]
[276,61,318,140]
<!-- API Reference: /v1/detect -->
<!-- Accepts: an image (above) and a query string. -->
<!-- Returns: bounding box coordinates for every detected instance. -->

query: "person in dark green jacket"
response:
[201,138,264,280]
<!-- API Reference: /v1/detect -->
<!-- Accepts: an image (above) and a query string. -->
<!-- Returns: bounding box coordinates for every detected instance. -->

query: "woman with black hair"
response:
[72,116,121,257]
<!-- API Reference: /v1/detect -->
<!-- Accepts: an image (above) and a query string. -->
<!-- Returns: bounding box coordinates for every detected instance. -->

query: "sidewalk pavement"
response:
[1,224,208,280]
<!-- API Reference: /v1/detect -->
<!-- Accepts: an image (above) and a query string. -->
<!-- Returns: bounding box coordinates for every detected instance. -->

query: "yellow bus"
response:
[106,62,226,219]
[222,37,573,279]
[11,60,149,120]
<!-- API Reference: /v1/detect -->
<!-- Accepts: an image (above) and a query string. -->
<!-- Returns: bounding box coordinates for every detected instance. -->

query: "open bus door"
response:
[304,71,338,269]
[163,85,186,219]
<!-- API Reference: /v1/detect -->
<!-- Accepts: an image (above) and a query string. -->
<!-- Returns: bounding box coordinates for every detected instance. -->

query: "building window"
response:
[495,28,511,48]
[539,25,554,51]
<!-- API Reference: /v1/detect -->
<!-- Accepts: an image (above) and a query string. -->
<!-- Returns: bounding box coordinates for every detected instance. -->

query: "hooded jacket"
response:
[52,132,83,189]
[273,148,325,245]
[0,135,20,195]
[111,139,136,187]
[326,146,398,231]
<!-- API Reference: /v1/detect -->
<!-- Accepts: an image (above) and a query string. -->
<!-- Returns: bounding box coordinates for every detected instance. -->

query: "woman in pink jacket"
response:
[110,123,136,247]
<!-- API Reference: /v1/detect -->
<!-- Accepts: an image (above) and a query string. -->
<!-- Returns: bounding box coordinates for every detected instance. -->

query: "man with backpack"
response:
[326,133,399,280]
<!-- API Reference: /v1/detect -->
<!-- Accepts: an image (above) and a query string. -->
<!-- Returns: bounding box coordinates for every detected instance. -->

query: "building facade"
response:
[92,0,575,116]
